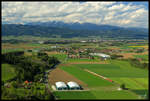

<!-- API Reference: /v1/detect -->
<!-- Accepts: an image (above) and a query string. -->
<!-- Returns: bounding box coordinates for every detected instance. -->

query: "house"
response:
[67,81,80,90]
[55,81,67,90]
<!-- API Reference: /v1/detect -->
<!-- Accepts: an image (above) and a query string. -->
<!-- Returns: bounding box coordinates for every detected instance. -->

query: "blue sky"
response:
[2,1,148,28]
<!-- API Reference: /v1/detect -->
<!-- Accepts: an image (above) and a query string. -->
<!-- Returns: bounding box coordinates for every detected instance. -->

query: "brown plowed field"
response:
[2,43,41,49]
[48,67,89,90]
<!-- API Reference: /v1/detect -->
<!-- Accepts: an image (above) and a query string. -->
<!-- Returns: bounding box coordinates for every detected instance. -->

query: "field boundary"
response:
[84,69,113,83]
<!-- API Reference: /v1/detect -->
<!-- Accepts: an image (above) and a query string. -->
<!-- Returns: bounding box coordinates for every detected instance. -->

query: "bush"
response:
[11,81,18,88]
[111,54,123,59]
[120,83,126,90]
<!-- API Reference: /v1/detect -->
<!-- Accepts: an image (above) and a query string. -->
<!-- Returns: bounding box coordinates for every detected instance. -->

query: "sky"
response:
[2,1,149,28]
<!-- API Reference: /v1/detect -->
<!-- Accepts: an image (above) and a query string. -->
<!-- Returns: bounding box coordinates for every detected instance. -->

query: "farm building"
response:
[67,81,80,90]
[89,53,110,60]
[55,81,68,90]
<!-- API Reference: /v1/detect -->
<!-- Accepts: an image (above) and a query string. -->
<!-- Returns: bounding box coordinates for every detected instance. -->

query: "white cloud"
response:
[2,1,148,28]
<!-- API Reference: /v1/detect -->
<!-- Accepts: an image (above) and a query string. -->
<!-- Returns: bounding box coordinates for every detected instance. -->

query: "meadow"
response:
[60,65,113,87]
[2,64,16,82]
[53,91,96,100]
[2,48,25,54]
[90,90,138,99]
[133,54,148,61]
[73,61,148,78]
[58,60,148,99]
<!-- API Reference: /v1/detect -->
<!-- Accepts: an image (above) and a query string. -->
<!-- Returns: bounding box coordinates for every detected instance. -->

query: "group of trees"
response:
[2,82,54,100]
[2,51,60,83]
[2,51,24,64]
[110,54,124,59]
[2,51,60,100]
[37,52,60,66]
[128,58,148,69]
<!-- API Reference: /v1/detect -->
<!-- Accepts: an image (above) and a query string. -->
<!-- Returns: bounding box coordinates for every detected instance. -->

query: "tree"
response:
[11,81,18,88]
[111,54,123,59]
[120,83,126,90]
[2,81,4,86]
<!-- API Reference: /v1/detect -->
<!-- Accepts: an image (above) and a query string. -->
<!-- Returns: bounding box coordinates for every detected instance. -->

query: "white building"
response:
[55,81,67,90]
[38,41,44,44]
[89,53,110,60]
[51,46,57,48]
[81,41,86,43]
[67,81,80,90]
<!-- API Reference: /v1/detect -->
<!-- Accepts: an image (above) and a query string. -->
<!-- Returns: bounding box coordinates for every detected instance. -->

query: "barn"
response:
[67,81,80,90]
[55,81,68,90]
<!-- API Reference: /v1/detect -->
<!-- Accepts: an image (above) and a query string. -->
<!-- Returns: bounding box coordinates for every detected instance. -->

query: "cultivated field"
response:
[2,39,148,100]
[52,59,148,99]
[48,67,88,90]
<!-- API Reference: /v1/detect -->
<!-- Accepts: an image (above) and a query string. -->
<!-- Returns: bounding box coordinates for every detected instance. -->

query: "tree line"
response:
[2,51,60,83]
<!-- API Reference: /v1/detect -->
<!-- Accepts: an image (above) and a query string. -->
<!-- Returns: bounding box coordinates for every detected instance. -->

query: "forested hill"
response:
[2,24,148,39]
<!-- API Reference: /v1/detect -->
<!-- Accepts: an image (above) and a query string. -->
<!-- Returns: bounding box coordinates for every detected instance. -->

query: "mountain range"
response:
[2,21,148,39]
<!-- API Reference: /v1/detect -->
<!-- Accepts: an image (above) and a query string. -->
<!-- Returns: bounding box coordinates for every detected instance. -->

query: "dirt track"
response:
[84,69,113,83]
[48,67,88,90]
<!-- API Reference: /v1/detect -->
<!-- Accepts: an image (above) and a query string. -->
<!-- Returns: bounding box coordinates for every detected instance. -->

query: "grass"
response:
[72,61,148,78]
[74,64,120,70]
[2,64,16,82]
[111,78,148,90]
[2,48,24,54]
[131,89,148,99]
[67,58,101,63]
[53,91,96,99]
[50,54,67,62]
[133,55,148,61]
[90,90,138,99]
[60,65,113,87]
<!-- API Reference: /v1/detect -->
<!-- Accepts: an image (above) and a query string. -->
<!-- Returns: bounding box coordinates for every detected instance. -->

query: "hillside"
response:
[2,24,148,39]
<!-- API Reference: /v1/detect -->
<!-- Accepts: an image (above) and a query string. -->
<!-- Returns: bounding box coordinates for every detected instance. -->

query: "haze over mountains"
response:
[2,21,148,39]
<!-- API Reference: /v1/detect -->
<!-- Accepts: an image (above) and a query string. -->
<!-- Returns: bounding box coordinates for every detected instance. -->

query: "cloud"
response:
[2,1,148,28]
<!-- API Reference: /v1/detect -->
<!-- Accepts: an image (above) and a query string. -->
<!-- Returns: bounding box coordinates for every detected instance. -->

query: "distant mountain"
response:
[2,23,148,39]
[26,21,148,32]
[26,21,123,31]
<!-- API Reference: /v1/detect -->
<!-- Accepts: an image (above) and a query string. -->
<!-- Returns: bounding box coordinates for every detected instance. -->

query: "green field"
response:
[53,91,96,99]
[90,90,138,99]
[133,55,148,61]
[2,64,16,82]
[67,58,101,63]
[58,60,148,99]
[60,65,113,87]
[49,54,67,62]
[73,61,148,78]
[111,78,148,89]
[2,48,25,54]
[53,90,138,99]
